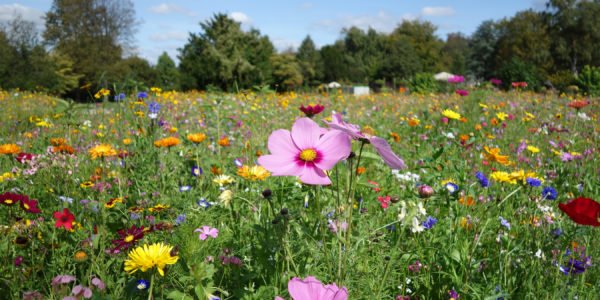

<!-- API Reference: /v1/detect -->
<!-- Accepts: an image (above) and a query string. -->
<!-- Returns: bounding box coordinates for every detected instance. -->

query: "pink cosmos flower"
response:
[195,226,219,240]
[447,75,465,84]
[286,276,348,300]
[258,118,351,185]
[324,113,406,169]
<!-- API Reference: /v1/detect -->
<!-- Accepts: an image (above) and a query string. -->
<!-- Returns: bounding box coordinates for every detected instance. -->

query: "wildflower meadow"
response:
[0,87,598,299]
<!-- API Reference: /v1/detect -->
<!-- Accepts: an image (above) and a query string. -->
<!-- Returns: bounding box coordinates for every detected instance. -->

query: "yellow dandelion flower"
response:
[526,146,540,153]
[124,243,179,276]
[237,165,270,181]
[213,174,235,186]
[89,144,117,159]
[490,171,517,184]
[496,112,508,121]
[442,109,461,120]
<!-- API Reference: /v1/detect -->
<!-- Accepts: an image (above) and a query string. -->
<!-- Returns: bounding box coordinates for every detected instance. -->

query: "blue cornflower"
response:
[542,186,558,200]
[233,158,243,167]
[422,216,438,229]
[197,198,212,209]
[137,91,148,99]
[475,171,489,187]
[551,228,562,237]
[148,102,160,118]
[136,279,149,290]
[114,93,126,101]
[445,182,459,194]
[499,216,511,230]
[192,166,203,177]
[175,214,186,225]
[526,177,541,187]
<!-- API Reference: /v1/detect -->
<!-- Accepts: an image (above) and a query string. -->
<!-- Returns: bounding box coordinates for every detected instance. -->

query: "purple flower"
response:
[72,285,93,298]
[51,274,76,286]
[287,276,348,300]
[475,171,489,188]
[542,186,558,200]
[175,214,186,225]
[195,226,218,240]
[448,75,465,84]
[499,216,511,230]
[526,177,541,187]
[324,112,407,169]
[91,277,105,290]
[448,289,460,299]
[422,216,438,229]
[192,166,202,176]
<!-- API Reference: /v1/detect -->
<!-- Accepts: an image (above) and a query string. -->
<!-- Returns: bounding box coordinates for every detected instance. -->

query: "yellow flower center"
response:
[23,203,30,210]
[299,149,317,162]
[124,235,135,243]
[6,199,13,204]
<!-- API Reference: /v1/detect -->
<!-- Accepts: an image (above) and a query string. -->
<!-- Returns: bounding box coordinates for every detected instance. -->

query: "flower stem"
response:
[148,273,154,300]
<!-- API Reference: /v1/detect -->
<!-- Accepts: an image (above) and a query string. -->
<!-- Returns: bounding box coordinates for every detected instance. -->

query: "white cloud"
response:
[0,4,45,27]
[421,6,455,17]
[272,38,300,52]
[301,2,314,10]
[313,11,416,34]
[229,12,251,25]
[149,31,188,42]
[149,3,195,16]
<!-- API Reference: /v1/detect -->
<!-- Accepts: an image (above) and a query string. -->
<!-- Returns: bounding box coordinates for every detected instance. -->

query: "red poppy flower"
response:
[299,104,325,118]
[53,208,75,230]
[558,197,600,227]
[567,100,590,110]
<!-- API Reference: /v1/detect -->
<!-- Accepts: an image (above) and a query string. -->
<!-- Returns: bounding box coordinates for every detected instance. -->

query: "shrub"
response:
[548,71,577,94]
[409,73,439,94]
[497,58,541,91]
[577,65,600,96]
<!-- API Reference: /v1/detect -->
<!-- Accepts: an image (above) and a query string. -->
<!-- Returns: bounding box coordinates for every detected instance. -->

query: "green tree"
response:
[270,53,303,91]
[178,13,274,91]
[545,0,600,73]
[319,42,351,83]
[155,52,180,90]
[468,20,500,79]
[495,10,553,77]
[44,0,137,98]
[296,35,323,86]
[376,34,421,85]
[391,20,444,73]
[441,33,471,75]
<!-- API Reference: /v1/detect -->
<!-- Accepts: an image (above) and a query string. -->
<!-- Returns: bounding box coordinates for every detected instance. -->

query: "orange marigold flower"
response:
[356,166,366,175]
[154,137,180,148]
[217,136,230,147]
[483,146,511,166]
[237,165,270,181]
[89,144,117,159]
[187,133,207,143]
[490,118,498,126]
[459,196,476,207]
[50,138,67,146]
[0,144,21,155]
[52,145,75,154]
[389,132,400,142]
[407,118,420,127]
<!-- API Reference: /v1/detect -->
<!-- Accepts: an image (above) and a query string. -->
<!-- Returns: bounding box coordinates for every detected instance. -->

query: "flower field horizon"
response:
[0,88,598,299]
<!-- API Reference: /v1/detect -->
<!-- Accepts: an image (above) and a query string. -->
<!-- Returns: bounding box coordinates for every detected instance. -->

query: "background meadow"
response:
[0,88,598,299]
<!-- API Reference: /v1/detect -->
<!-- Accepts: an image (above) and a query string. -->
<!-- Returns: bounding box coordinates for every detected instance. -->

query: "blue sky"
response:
[1,0,546,63]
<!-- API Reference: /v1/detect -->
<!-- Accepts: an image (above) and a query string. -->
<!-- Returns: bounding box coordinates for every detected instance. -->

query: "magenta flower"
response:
[324,113,406,169]
[258,118,351,185]
[72,285,93,299]
[287,276,348,300]
[447,75,465,84]
[195,226,219,240]
[455,89,469,96]
[51,274,76,286]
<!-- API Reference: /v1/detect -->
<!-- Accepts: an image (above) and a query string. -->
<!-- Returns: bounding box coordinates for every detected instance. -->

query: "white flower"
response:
[411,217,424,233]
[398,201,407,221]
[417,202,427,216]
[578,112,590,121]
[535,249,545,260]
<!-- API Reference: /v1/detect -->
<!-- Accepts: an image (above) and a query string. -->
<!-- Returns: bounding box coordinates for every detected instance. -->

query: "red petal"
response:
[558,197,600,227]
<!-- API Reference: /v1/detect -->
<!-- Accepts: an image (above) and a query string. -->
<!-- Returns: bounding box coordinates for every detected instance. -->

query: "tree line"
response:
[0,0,599,99]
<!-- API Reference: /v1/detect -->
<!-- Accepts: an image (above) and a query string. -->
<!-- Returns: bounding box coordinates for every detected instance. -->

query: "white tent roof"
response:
[327,81,342,88]
[434,72,454,81]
